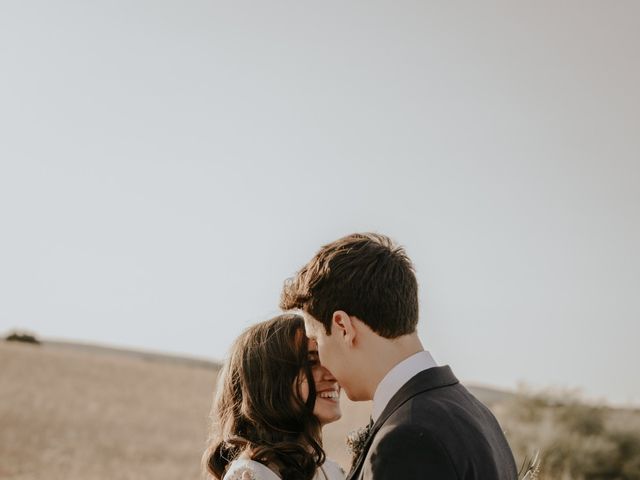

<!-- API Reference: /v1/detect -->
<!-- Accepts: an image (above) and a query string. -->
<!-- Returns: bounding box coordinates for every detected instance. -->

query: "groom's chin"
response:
[342,387,370,402]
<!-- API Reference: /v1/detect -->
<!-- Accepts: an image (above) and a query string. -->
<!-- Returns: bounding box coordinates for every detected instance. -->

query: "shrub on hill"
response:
[5,331,40,345]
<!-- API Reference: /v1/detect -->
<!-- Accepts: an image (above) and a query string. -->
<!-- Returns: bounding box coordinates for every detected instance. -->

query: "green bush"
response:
[498,389,640,480]
[5,331,40,345]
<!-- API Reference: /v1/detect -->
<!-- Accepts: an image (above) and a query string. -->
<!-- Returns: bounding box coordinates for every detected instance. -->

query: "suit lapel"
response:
[346,365,459,480]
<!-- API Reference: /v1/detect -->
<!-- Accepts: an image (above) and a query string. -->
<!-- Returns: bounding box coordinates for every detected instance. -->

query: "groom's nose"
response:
[320,365,337,381]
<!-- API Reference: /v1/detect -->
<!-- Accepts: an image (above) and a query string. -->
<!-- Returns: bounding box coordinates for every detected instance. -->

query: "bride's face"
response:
[297,339,342,426]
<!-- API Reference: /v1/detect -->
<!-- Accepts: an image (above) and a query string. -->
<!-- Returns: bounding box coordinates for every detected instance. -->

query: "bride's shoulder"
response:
[223,458,280,480]
[319,459,346,480]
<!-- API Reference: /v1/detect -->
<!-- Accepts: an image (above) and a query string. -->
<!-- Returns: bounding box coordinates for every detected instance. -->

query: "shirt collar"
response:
[371,350,437,421]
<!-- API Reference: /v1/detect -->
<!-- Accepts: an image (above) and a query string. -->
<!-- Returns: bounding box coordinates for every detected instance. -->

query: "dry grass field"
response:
[1,341,217,480]
[3,340,638,479]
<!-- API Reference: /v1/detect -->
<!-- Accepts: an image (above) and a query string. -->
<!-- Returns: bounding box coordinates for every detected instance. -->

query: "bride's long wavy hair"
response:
[203,314,325,480]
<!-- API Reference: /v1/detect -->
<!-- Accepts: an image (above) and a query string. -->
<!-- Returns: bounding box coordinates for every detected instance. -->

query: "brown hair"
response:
[280,233,418,338]
[203,314,325,480]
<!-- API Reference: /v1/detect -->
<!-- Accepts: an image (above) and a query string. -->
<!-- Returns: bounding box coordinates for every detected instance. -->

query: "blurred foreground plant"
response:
[519,451,541,479]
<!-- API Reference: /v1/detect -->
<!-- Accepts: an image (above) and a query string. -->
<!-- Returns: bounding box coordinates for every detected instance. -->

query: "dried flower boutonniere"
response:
[346,420,373,466]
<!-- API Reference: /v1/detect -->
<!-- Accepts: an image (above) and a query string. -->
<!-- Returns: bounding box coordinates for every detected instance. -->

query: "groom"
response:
[281,233,518,479]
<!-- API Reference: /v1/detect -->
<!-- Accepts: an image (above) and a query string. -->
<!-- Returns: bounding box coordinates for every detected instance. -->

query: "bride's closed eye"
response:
[307,351,320,367]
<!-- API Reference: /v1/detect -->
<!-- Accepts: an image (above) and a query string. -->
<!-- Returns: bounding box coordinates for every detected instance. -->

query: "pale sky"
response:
[1,1,638,406]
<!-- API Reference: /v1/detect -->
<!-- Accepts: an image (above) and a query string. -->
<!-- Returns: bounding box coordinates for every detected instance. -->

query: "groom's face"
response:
[303,313,351,396]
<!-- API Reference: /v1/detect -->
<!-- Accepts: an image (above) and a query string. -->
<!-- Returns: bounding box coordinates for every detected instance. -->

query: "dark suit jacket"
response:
[347,366,518,480]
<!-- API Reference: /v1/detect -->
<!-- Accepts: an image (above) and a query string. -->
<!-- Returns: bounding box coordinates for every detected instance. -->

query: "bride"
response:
[204,314,345,480]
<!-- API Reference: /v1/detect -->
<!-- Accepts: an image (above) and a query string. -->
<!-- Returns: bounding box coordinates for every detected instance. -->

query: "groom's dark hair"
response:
[280,233,419,338]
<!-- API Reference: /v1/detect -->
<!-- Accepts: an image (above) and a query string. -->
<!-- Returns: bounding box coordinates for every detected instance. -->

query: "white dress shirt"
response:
[371,350,438,421]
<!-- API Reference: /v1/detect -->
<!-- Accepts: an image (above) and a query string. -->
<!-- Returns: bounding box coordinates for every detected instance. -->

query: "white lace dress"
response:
[223,458,345,480]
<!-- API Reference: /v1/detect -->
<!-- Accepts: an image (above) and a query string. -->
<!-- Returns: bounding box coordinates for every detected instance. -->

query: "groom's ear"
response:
[332,310,356,346]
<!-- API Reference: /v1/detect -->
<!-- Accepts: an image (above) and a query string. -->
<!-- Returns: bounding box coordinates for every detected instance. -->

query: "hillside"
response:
[3,340,637,479]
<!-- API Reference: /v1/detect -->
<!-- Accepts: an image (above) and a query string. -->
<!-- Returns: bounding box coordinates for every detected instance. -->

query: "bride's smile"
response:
[298,339,343,425]
[318,389,340,401]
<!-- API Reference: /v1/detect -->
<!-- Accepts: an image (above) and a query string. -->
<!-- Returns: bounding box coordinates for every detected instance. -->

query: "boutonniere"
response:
[346,420,373,464]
